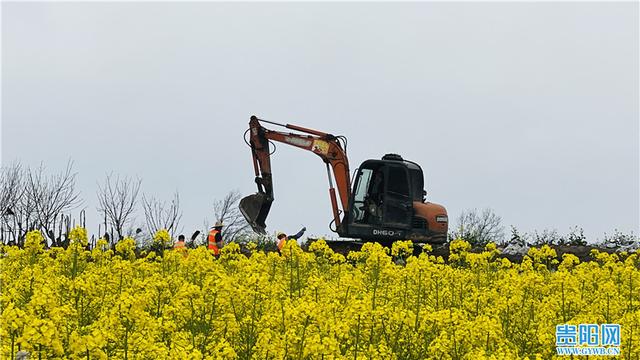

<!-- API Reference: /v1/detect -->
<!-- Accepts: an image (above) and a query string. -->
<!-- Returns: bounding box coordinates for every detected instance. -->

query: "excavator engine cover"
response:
[239,193,272,234]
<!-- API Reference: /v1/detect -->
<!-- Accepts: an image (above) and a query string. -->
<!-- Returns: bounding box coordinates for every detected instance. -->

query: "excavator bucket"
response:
[239,193,272,235]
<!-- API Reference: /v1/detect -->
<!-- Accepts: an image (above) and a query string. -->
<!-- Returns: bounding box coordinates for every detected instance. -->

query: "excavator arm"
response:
[239,116,351,234]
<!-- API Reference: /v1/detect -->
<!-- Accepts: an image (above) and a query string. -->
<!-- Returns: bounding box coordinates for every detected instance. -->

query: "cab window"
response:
[354,169,372,203]
[350,168,373,222]
[386,166,410,198]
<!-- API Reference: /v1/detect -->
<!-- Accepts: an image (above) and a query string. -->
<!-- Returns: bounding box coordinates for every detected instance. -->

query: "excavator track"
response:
[317,238,366,255]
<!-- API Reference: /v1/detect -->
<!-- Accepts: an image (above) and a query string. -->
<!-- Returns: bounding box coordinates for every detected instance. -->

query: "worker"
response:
[366,170,385,224]
[174,234,186,250]
[207,221,224,256]
[276,227,306,252]
[133,228,145,244]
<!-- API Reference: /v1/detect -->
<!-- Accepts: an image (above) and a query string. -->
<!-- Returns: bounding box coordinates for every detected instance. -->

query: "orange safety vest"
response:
[277,237,286,251]
[208,229,221,255]
[174,240,185,250]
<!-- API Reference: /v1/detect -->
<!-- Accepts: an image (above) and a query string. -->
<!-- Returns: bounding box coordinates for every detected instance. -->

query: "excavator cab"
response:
[349,157,413,229]
[344,154,447,242]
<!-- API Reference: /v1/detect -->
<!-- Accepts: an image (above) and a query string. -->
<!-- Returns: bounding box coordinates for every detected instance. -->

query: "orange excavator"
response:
[239,116,448,244]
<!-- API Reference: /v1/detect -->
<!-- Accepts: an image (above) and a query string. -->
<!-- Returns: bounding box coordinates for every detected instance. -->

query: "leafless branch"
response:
[97,173,141,244]
[142,190,182,238]
[0,161,26,244]
[453,208,504,246]
[25,160,82,244]
[0,161,23,216]
[213,190,250,242]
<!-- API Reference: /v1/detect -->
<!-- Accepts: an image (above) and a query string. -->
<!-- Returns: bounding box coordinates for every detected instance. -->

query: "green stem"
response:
[124,328,129,360]
[10,333,15,360]
[296,255,301,298]
[372,257,380,310]
[629,272,633,312]
[561,281,566,322]
[297,316,310,359]
[415,270,422,331]
[354,315,361,360]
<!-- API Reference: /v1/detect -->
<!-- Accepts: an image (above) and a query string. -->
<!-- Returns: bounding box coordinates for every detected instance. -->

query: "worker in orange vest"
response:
[208,221,224,256]
[276,227,306,252]
[174,234,186,251]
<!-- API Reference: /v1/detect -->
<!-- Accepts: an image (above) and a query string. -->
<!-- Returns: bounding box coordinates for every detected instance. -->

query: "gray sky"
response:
[2,2,638,242]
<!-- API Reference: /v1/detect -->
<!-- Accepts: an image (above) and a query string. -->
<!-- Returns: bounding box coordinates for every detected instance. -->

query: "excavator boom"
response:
[240,116,351,234]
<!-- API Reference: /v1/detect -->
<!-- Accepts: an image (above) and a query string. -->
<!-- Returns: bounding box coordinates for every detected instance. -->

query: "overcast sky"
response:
[2,2,638,242]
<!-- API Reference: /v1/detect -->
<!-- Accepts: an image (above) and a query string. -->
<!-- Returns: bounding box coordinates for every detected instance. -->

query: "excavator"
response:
[239,115,448,245]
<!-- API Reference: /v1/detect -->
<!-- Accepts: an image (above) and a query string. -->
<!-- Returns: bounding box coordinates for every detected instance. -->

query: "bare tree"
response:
[13,171,38,247]
[25,161,82,245]
[0,161,23,216]
[530,228,560,246]
[0,161,25,244]
[453,208,505,246]
[97,173,141,244]
[213,190,250,242]
[141,190,182,238]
